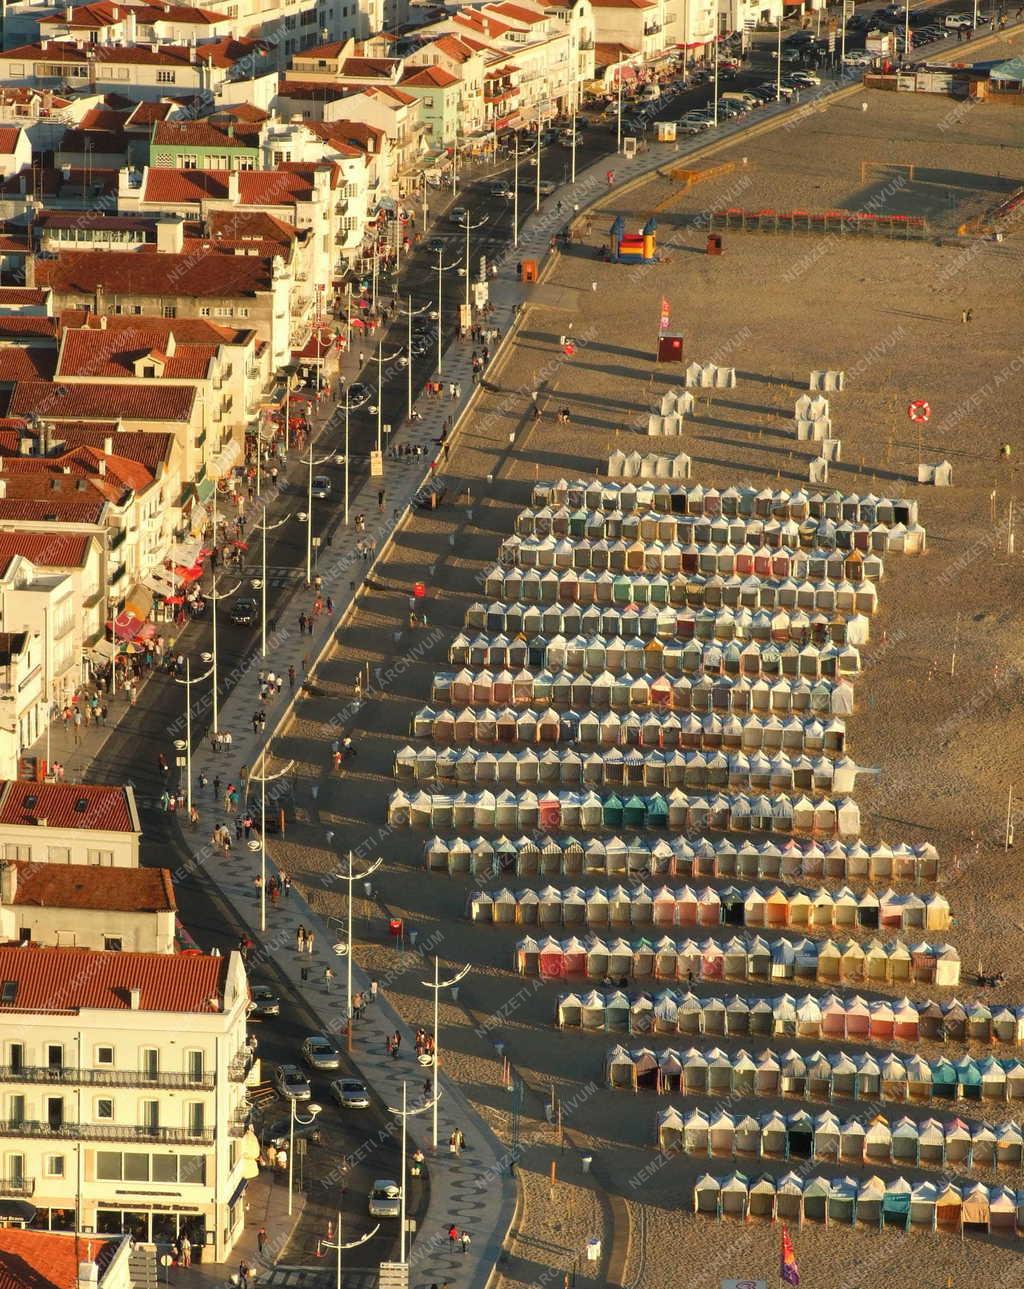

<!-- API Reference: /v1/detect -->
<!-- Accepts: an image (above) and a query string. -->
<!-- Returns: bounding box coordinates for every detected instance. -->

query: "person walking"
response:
[238,1261,250,1289]
[306,930,315,954]
[256,1227,268,1255]
[377,489,386,512]
[391,1029,401,1058]
[297,925,307,954]
[460,1231,471,1256]
[180,1237,192,1268]
[447,1224,459,1250]
[324,966,334,992]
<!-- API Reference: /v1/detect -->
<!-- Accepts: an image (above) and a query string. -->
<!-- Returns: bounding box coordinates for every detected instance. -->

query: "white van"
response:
[639,83,661,101]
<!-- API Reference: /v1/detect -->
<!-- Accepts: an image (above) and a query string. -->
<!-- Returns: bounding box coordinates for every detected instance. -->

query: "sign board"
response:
[828,30,836,50]
[459,303,472,332]
[370,449,383,478]
[623,137,638,159]
[378,1265,409,1289]
[843,0,855,16]
[472,281,489,309]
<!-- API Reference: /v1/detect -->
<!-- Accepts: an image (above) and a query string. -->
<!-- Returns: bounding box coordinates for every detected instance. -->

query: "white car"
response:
[368,1180,402,1218]
[301,1035,341,1072]
[537,179,557,196]
[330,1077,371,1109]
[944,11,971,25]
[788,71,821,86]
[842,50,873,66]
[311,474,332,499]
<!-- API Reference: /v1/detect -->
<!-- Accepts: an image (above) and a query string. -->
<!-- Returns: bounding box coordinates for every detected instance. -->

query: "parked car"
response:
[273,1064,312,1101]
[369,1181,402,1218]
[784,29,816,44]
[787,70,821,86]
[842,50,873,65]
[311,475,332,500]
[230,597,258,627]
[248,985,280,1018]
[301,1035,341,1071]
[944,11,972,25]
[330,1077,371,1109]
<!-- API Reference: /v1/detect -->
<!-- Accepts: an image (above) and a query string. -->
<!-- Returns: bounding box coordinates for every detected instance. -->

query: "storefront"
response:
[94,1204,208,1250]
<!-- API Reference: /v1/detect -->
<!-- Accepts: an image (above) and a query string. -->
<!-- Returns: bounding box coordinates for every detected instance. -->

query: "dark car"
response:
[248,985,281,1018]
[343,381,372,408]
[230,597,258,626]
[427,236,446,254]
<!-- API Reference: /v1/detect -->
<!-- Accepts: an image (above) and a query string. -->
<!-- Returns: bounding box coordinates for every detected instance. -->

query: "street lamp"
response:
[420,955,470,1150]
[317,1210,379,1289]
[512,137,536,250]
[302,445,334,585]
[201,574,240,738]
[251,506,292,657]
[385,1082,439,1266]
[535,114,542,212]
[712,32,720,128]
[172,658,213,815]
[287,1100,321,1216]
[432,245,462,378]
[456,210,488,314]
[397,296,432,422]
[367,342,405,455]
[248,749,294,933]
[776,14,783,102]
[338,852,383,1050]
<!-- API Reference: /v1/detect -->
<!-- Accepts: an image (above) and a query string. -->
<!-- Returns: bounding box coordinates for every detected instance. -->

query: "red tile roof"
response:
[0,1230,117,1289]
[0,533,91,567]
[0,128,23,156]
[8,380,196,424]
[207,208,297,246]
[36,249,274,301]
[10,861,175,912]
[0,498,106,523]
[210,103,269,123]
[57,329,218,380]
[0,347,55,382]
[134,1,228,24]
[339,56,401,77]
[0,780,138,831]
[39,0,125,28]
[124,101,174,126]
[0,288,48,306]
[401,65,459,88]
[0,945,228,1013]
[151,119,260,148]
[76,313,250,345]
[143,168,229,202]
[430,34,478,61]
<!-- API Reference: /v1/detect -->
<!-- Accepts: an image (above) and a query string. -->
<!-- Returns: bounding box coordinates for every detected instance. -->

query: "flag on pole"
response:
[659,297,671,331]
[780,1226,800,1286]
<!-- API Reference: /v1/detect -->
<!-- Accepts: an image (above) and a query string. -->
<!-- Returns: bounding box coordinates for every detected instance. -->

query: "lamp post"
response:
[368,342,405,455]
[420,956,470,1150]
[251,506,291,657]
[712,31,720,128]
[617,60,625,153]
[570,99,578,184]
[172,658,213,815]
[317,1210,379,1289]
[456,209,488,314]
[340,851,383,1049]
[385,1082,438,1266]
[776,15,783,101]
[287,1100,321,1216]
[535,114,542,212]
[433,245,462,378]
[248,749,294,933]
[397,295,432,422]
[302,446,334,585]
[202,575,240,738]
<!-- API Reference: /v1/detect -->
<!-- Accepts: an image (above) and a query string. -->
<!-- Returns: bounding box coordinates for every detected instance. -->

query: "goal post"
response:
[859,160,916,184]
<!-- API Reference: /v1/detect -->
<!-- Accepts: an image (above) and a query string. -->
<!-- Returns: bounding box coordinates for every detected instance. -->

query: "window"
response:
[3,845,28,862]
[103,935,123,951]
[9,1043,23,1072]
[45,1155,65,1178]
[56,930,75,946]
[162,305,177,319]
[96,1046,114,1066]
[237,308,249,318]
[124,1153,149,1181]
[140,1100,159,1131]
[7,1155,24,1186]
[186,1103,205,1134]
[186,1050,204,1081]
[152,1154,176,1183]
[9,1095,25,1125]
[141,1049,158,1079]
[179,1154,206,1185]
[86,849,114,865]
[199,306,211,317]
[96,1152,122,1181]
[156,69,176,83]
[96,1098,114,1120]
[130,305,142,316]
[180,155,197,169]
[47,1045,63,1071]
[47,846,70,862]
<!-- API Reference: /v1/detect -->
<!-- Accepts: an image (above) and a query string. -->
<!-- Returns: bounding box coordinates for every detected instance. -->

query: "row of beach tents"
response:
[468,883,951,932]
[388,787,863,838]
[397,745,860,794]
[658,1106,1022,1168]
[422,834,939,882]
[607,1045,1024,1103]
[448,633,865,678]
[530,480,920,529]
[431,670,856,716]
[481,566,882,615]
[412,707,850,756]
[462,602,868,647]
[691,1171,1020,1235]
[498,536,886,582]
[523,933,960,986]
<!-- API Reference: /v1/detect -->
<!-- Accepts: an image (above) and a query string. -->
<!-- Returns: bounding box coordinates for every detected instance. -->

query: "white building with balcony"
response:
[0,782,141,868]
[0,946,253,1258]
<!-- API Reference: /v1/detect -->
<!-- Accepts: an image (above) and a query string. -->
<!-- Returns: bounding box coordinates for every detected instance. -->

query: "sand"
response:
[275,74,1024,1287]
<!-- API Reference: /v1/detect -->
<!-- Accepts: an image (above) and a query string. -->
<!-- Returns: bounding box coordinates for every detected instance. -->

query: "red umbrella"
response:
[233,540,249,551]
[164,595,185,605]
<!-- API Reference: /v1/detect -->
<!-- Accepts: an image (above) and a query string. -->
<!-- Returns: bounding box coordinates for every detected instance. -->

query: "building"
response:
[0,128,30,180]
[398,65,460,147]
[0,861,176,952]
[149,118,263,170]
[0,781,141,866]
[0,555,76,756]
[0,1230,131,1289]
[0,945,252,1255]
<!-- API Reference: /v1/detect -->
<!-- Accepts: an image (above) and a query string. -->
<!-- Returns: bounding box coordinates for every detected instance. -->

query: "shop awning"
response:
[196,476,216,504]
[112,610,155,643]
[125,582,153,621]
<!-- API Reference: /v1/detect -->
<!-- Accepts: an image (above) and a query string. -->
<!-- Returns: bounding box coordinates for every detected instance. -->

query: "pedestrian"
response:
[238,1261,250,1288]
[180,1237,191,1268]
[449,1129,460,1156]
[189,804,200,829]
[283,873,292,897]
[460,1232,471,1256]
[265,1143,277,1171]
[392,1029,401,1057]
[256,1227,268,1255]
[448,1224,459,1250]
[306,930,315,954]
[370,978,379,1001]
[288,664,295,689]
[297,926,307,954]
[378,488,385,511]
[324,966,334,991]
[299,611,308,634]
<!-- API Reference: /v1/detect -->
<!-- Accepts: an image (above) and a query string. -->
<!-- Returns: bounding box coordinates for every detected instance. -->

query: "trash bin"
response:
[409,929,419,946]
[521,259,539,283]
[582,1155,593,1173]
[706,233,723,256]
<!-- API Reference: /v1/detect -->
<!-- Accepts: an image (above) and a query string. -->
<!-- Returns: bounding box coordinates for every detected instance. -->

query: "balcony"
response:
[109,527,127,550]
[644,22,663,35]
[0,1178,34,1197]
[579,37,594,49]
[0,1120,217,1145]
[0,1065,215,1090]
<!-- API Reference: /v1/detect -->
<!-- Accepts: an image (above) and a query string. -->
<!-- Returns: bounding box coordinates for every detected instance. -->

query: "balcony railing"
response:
[109,527,127,550]
[0,1120,217,1144]
[0,1178,34,1197]
[0,1065,215,1090]
[579,37,594,49]
[227,1050,255,1083]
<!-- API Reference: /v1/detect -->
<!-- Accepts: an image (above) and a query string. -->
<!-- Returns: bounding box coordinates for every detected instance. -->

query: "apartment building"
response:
[36,2,239,47]
[403,34,487,138]
[0,861,176,952]
[0,945,252,1256]
[398,65,460,147]
[0,127,31,179]
[0,1230,133,1289]
[0,781,142,866]
[149,118,263,169]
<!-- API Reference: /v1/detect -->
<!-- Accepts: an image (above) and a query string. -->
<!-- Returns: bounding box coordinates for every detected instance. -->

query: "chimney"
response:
[0,480,7,500]
[94,285,104,316]
[77,1262,99,1289]
[18,435,32,455]
[227,171,240,203]
[98,459,107,476]
[64,4,72,18]
[128,987,141,1010]
[103,436,113,454]
[0,862,16,905]
[99,315,107,330]
[155,216,184,255]
[23,258,34,290]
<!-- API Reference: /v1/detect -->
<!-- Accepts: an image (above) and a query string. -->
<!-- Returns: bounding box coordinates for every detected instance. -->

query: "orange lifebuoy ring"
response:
[907,399,931,423]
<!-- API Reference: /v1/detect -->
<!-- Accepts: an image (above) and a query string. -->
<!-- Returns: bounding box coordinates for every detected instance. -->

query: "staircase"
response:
[128,1244,160,1289]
